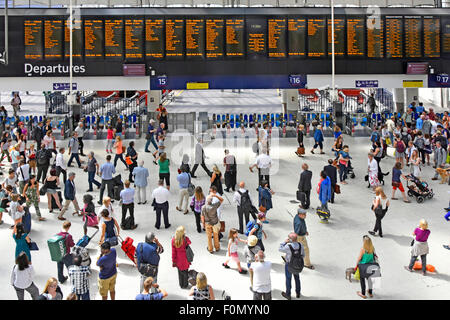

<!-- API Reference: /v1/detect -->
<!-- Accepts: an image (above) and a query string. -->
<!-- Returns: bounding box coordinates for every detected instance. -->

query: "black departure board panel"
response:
[165,18,184,59]
[386,16,403,58]
[444,17,450,54]
[268,18,286,58]
[44,19,63,60]
[64,19,83,58]
[308,18,326,57]
[288,18,306,57]
[367,17,384,58]
[24,19,43,60]
[105,19,123,59]
[405,17,422,58]
[84,19,103,59]
[125,19,144,59]
[226,17,245,58]
[327,18,345,56]
[145,18,164,59]
[206,18,224,59]
[423,17,440,58]
[347,17,365,56]
[186,18,205,59]
[247,17,267,59]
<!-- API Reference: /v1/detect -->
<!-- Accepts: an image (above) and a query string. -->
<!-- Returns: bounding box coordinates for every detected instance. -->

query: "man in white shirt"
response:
[151,179,171,229]
[249,250,272,300]
[368,153,379,190]
[16,159,30,194]
[249,148,272,188]
[385,116,395,145]
[55,147,67,183]
[74,122,86,157]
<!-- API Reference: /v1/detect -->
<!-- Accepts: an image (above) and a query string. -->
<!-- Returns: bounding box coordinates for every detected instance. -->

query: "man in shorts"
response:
[96,242,117,300]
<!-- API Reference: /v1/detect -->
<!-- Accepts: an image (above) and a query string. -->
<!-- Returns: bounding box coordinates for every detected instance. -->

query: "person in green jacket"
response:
[157,152,170,191]
[355,235,377,299]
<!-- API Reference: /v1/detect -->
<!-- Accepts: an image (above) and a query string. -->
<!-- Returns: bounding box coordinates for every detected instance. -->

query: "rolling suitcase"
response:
[22,207,32,234]
[296,190,307,208]
[75,229,99,248]
[51,191,63,210]
[119,235,136,265]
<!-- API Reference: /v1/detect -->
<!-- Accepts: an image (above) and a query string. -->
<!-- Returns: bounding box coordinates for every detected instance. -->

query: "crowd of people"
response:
[1,97,449,300]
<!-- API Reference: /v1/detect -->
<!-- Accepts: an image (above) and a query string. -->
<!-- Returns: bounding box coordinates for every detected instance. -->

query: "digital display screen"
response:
[84,19,103,59]
[105,19,123,59]
[186,18,205,59]
[423,17,440,58]
[145,18,164,59]
[44,19,63,60]
[347,17,365,56]
[226,17,245,57]
[367,17,384,58]
[24,19,43,60]
[327,18,345,56]
[288,18,306,57]
[206,18,224,59]
[308,18,326,57]
[386,16,403,58]
[405,17,422,58]
[125,19,144,59]
[166,18,184,59]
[268,18,286,58]
[247,17,267,59]
[64,19,83,58]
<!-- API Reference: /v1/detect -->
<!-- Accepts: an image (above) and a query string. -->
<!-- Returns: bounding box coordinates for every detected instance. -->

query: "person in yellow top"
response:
[113,136,127,169]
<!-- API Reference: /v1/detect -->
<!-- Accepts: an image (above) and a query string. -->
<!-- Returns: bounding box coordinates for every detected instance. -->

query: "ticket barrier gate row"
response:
[79,113,141,140]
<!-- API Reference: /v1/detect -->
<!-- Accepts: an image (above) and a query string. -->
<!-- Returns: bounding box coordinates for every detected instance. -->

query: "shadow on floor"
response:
[381,234,413,247]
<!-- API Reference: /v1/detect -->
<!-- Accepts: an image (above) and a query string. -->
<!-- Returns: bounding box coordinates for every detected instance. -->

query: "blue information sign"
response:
[289,75,307,87]
[428,74,450,88]
[355,80,379,88]
[53,83,77,90]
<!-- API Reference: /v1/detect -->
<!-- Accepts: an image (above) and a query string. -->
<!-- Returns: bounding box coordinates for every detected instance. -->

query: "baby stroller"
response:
[405,174,434,203]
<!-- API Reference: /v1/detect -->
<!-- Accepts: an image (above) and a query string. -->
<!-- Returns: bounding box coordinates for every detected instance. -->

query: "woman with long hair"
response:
[171,226,191,289]
[210,165,223,195]
[409,149,421,179]
[44,168,63,213]
[158,152,170,190]
[190,186,205,233]
[11,252,39,300]
[13,223,32,262]
[355,235,377,299]
[41,277,63,300]
[369,187,390,238]
[113,135,127,169]
[405,219,430,276]
[188,272,215,300]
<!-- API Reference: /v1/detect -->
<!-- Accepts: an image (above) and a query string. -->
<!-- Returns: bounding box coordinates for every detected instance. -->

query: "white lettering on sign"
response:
[24,63,86,76]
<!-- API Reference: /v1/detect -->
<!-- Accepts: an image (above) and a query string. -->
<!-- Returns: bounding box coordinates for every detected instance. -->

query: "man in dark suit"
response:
[58,172,81,220]
[324,159,338,204]
[298,163,312,209]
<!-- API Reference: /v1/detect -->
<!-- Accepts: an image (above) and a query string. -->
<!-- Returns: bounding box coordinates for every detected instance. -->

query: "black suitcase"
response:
[296,190,307,208]
[113,185,123,201]
[121,216,134,230]
[51,191,63,210]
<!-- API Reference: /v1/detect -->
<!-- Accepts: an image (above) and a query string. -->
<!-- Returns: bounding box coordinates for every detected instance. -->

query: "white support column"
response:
[393,88,405,113]
[147,90,161,112]
[282,89,299,114]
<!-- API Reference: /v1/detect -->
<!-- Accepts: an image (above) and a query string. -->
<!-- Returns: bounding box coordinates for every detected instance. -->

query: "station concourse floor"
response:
[0,134,449,300]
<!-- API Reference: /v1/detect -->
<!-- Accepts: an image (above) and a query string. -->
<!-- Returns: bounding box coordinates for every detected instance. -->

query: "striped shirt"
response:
[68,265,90,294]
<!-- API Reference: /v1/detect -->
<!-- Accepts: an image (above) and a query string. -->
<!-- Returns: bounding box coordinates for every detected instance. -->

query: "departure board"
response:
[44,19,63,60]
[166,19,184,59]
[268,18,286,58]
[308,18,326,57]
[226,18,245,57]
[125,19,144,59]
[327,18,345,56]
[145,19,164,59]
[385,16,403,58]
[64,20,83,58]
[206,18,224,59]
[186,18,205,59]
[405,17,422,58]
[84,19,103,59]
[443,17,450,54]
[105,19,123,59]
[247,18,267,59]
[423,17,440,58]
[347,17,365,56]
[367,17,384,58]
[288,18,306,57]
[24,20,43,60]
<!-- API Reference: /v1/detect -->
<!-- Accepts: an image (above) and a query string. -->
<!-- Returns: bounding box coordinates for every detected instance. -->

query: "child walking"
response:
[222,228,247,274]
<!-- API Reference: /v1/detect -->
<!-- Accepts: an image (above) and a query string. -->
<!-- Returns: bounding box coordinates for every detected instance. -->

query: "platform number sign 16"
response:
[289,75,306,87]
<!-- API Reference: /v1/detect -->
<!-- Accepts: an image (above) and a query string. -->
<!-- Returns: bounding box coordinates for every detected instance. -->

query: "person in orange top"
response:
[113,136,127,169]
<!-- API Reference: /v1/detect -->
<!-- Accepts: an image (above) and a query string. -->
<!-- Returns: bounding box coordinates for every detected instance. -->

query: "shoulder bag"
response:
[187,174,195,197]
[137,244,158,277]
[185,240,194,263]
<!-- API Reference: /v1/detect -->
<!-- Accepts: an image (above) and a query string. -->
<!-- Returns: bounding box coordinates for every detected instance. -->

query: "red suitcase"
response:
[118,235,136,265]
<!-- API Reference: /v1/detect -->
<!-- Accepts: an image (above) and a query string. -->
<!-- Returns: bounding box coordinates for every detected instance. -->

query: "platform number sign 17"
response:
[435,74,449,84]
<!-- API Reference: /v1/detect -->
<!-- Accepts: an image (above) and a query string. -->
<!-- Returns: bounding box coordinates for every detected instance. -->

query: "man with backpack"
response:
[55,221,75,284]
[279,232,305,300]
[36,143,52,184]
[294,208,314,270]
[233,181,257,235]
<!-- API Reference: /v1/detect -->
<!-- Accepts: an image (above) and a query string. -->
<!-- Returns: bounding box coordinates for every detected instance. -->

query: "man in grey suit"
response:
[191,138,212,178]
[298,163,312,209]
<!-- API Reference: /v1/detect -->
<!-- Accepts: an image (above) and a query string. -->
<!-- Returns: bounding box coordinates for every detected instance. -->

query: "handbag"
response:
[186,242,194,263]
[334,184,341,194]
[105,236,118,247]
[137,244,158,277]
[28,241,39,251]
[83,213,98,227]
[145,133,151,140]
[354,267,360,281]
[220,221,225,233]
[187,175,195,197]
[385,137,391,145]
[298,147,305,155]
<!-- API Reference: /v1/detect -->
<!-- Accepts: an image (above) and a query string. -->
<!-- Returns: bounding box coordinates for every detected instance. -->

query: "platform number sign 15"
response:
[289,75,306,87]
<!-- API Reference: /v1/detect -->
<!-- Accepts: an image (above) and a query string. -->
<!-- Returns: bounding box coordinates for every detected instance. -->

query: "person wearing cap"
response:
[249,212,267,252]
[244,235,261,292]
[279,232,304,300]
[58,172,81,220]
[144,119,158,153]
[294,207,314,270]
[135,232,164,293]
[74,122,86,157]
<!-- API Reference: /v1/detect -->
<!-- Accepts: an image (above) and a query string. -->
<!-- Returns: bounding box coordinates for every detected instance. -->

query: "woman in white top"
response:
[369,187,390,238]
[98,196,114,225]
[409,149,421,178]
[11,252,39,300]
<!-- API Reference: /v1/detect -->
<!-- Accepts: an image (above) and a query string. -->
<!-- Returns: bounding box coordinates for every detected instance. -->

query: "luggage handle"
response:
[89,229,99,240]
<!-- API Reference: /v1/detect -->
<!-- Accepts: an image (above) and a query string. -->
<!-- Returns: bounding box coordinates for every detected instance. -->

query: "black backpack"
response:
[287,244,304,275]
[37,149,49,165]
[238,190,252,212]
[121,216,134,230]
